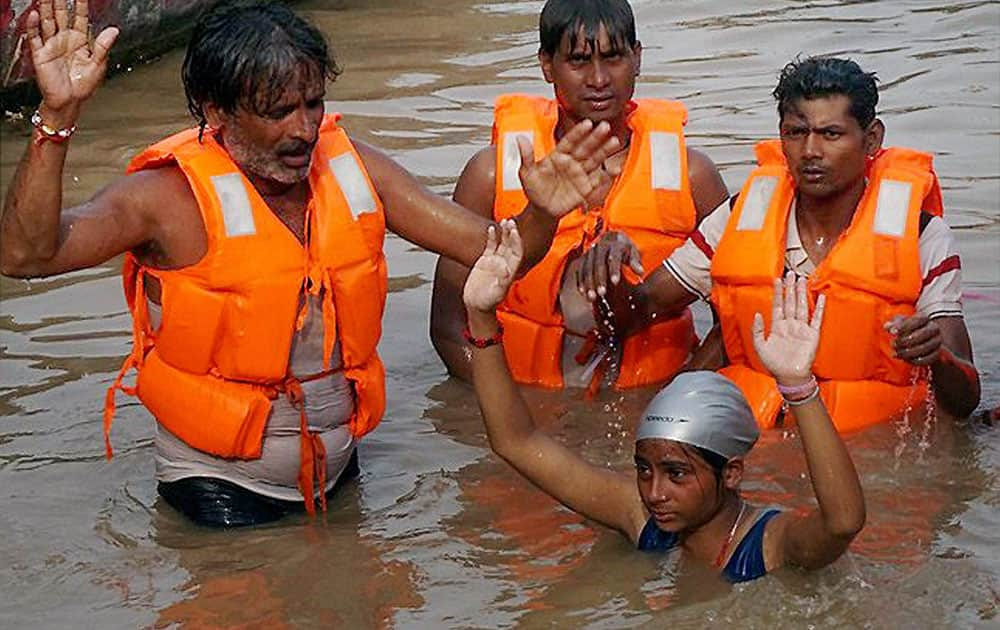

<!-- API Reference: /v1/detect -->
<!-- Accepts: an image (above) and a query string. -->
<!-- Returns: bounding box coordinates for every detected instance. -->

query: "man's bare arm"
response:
[429,147,496,381]
[0,0,171,278]
[360,119,619,268]
[891,314,980,417]
[573,147,725,335]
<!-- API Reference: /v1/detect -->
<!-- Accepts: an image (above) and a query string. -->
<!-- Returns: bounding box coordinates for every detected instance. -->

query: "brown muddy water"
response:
[1,0,998,627]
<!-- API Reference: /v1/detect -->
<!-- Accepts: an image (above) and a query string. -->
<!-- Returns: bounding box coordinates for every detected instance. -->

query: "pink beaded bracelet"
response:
[776,375,817,396]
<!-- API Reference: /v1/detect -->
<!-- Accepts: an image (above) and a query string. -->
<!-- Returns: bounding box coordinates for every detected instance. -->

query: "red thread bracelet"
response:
[31,110,77,146]
[463,321,504,348]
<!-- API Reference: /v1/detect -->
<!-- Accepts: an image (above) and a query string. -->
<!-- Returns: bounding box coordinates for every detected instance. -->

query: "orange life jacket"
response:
[711,139,944,432]
[102,114,388,513]
[492,95,698,389]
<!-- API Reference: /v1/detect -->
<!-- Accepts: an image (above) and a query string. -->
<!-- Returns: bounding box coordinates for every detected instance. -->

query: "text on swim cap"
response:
[643,415,690,423]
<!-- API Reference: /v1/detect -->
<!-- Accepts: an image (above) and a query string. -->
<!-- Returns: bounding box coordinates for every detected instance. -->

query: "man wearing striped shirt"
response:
[578,56,980,425]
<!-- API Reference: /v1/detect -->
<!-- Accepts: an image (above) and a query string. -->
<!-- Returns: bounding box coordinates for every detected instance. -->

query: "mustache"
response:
[276,140,313,157]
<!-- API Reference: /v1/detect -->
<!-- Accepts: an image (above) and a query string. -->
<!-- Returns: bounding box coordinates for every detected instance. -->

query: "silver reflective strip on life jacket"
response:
[649,132,682,190]
[872,179,912,237]
[211,173,256,237]
[329,152,377,218]
[736,175,778,231]
[502,131,533,191]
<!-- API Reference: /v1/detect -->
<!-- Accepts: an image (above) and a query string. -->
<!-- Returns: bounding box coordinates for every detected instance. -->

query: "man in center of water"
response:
[431,0,728,393]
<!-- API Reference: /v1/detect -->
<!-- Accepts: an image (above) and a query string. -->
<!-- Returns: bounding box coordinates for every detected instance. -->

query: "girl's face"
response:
[634,439,725,532]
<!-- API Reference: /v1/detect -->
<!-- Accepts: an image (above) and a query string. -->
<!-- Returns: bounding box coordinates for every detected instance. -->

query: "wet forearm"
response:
[794,395,865,538]
[0,121,73,276]
[931,348,981,417]
[468,310,538,455]
[512,204,558,274]
[430,317,474,382]
[634,265,699,322]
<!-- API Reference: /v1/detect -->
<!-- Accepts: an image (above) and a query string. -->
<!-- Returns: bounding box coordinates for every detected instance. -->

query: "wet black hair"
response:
[182,0,341,135]
[539,0,637,57]
[773,56,879,129]
[676,443,730,495]
[693,445,729,477]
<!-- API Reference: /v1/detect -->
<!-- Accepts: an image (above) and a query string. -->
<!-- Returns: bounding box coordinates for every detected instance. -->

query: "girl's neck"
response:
[680,494,747,566]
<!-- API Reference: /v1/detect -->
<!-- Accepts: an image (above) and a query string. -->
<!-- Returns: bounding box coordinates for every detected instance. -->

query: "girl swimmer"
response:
[462,220,865,582]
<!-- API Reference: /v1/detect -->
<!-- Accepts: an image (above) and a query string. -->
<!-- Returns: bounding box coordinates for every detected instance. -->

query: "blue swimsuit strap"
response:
[721,508,782,583]
[636,508,783,584]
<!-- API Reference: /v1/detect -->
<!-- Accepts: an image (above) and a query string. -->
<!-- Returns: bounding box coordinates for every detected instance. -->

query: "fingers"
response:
[92,27,120,64]
[593,245,608,297]
[795,275,809,321]
[73,0,90,33]
[770,278,783,324]
[54,0,69,31]
[557,120,620,173]
[516,135,534,171]
[627,243,645,276]
[609,234,643,284]
[608,244,623,286]
[886,313,939,365]
[579,245,597,301]
[894,323,942,365]
[498,219,513,261]
[782,271,796,320]
[484,224,498,258]
[751,312,766,352]
[26,11,43,52]
[504,219,524,269]
[883,314,906,336]
[893,313,930,337]
[893,320,939,354]
[584,168,612,208]
[896,338,942,364]
[40,0,57,40]
[584,131,624,175]
[601,138,624,178]
[810,294,826,331]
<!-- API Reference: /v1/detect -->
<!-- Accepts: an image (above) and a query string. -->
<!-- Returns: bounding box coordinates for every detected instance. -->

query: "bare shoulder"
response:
[349,138,410,184]
[99,165,206,268]
[454,145,496,218]
[686,146,728,221]
[686,146,719,177]
[460,145,497,184]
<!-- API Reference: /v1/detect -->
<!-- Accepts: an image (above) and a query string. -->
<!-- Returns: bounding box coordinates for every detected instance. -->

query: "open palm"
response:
[517,120,621,219]
[27,0,119,112]
[463,220,524,314]
[752,274,826,383]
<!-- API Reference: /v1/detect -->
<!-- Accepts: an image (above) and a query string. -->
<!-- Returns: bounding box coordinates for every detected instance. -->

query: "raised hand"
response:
[517,120,621,220]
[463,219,524,314]
[26,0,120,117]
[752,272,826,384]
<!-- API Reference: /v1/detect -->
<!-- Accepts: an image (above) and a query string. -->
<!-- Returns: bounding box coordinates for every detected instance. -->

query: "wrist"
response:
[464,312,503,348]
[36,103,80,130]
[774,374,814,388]
[524,203,559,227]
[467,309,499,336]
[777,374,819,404]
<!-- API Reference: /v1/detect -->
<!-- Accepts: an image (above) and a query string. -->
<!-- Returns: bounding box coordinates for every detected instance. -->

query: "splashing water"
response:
[893,366,936,467]
[597,295,631,455]
[916,366,937,463]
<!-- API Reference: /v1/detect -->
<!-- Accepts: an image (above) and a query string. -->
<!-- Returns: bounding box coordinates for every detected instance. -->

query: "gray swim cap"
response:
[635,371,759,460]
